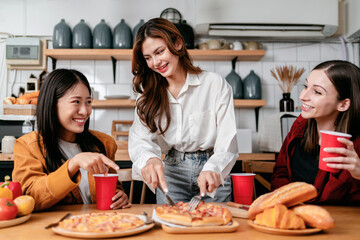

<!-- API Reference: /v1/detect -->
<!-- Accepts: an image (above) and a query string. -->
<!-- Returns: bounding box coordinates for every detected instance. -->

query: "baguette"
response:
[249,182,317,219]
[292,204,334,230]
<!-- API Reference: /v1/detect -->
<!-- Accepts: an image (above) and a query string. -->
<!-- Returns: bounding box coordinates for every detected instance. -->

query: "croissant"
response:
[292,205,334,230]
[254,204,306,230]
[249,182,317,219]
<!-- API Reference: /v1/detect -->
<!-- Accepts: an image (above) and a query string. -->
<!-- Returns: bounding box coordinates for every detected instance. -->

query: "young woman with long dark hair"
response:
[129,18,238,204]
[271,60,360,204]
[13,69,130,211]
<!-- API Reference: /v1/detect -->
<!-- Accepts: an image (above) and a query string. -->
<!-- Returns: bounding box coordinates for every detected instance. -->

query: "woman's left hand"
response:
[110,190,132,209]
[198,171,221,197]
[323,137,360,180]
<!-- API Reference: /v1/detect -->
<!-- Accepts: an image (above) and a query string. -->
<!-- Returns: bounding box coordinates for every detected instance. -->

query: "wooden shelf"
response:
[92,99,136,108]
[91,99,266,109]
[233,99,266,108]
[45,49,265,61]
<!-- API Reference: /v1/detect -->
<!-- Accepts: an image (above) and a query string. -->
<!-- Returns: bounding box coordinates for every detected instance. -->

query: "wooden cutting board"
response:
[161,220,239,234]
[225,206,249,218]
[216,202,249,219]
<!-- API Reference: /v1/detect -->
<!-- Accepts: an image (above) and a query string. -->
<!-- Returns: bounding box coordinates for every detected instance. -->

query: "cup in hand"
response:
[319,130,351,173]
[93,173,118,210]
[231,173,256,205]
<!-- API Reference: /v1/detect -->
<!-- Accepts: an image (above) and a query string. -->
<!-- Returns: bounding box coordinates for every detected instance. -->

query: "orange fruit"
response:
[0,187,13,199]
[14,195,35,216]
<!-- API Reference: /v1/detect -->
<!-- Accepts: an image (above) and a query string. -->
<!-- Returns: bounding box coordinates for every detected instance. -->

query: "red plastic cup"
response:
[231,173,256,205]
[319,130,351,173]
[93,174,118,210]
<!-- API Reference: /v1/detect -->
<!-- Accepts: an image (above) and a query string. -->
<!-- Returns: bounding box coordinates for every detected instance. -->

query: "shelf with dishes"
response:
[44,49,265,61]
[44,48,265,83]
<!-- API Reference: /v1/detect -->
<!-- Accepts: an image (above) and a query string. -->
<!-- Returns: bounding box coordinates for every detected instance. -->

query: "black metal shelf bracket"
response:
[111,56,117,84]
[50,57,57,71]
[255,107,260,131]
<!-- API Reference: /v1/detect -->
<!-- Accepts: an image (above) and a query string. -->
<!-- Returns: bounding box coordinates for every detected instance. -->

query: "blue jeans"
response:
[156,148,232,204]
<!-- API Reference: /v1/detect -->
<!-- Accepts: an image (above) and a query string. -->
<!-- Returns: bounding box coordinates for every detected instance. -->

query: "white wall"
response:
[1,0,359,152]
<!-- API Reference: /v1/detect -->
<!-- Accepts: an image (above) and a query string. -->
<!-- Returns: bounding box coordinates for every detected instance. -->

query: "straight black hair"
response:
[36,69,106,172]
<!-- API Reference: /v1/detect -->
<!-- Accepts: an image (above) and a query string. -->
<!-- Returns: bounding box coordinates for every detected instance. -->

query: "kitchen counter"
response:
[1,204,359,240]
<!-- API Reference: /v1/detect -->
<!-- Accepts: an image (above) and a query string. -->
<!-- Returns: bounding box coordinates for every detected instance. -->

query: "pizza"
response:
[155,201,232,227]
[58,212,145,232]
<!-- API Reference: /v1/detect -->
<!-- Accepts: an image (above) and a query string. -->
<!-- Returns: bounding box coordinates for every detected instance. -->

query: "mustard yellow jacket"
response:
[12,130,123,211]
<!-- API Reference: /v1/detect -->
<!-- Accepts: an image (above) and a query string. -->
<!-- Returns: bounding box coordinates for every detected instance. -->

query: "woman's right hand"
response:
[68,152,119,177]
[141,158,168,190]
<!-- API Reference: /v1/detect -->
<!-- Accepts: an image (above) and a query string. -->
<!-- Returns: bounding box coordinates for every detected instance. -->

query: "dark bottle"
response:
[243,70,261,99]
[72,19,92,49]
[53,19,72,48]
[280,93,294,112]
[225,57,243,99]
[175,20,195,49]
[113,19,132,49]
[93,19,112,49]
[133,19,145,47]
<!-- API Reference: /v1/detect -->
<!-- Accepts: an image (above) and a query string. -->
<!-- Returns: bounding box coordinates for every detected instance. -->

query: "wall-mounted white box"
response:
[236,129,252,153]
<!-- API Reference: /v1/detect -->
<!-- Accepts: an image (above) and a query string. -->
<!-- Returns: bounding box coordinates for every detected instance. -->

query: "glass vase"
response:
[280,93,294,112]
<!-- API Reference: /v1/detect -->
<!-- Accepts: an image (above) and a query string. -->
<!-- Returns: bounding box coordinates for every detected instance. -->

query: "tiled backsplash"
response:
[7,41,359,151]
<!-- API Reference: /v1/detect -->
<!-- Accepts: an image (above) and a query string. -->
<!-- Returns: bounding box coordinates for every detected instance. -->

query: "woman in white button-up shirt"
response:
[129,18,238,204]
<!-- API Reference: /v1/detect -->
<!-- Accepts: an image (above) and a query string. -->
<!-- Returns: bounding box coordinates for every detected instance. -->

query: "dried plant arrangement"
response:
[270,65,305,93]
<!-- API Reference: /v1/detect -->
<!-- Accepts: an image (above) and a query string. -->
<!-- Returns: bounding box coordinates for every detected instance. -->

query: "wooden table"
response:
[1,204,359,240]
[0,152,275,162]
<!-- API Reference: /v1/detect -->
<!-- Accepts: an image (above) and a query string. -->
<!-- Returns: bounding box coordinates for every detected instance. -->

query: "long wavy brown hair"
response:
[132,18,202,134]
[302,60,360,153]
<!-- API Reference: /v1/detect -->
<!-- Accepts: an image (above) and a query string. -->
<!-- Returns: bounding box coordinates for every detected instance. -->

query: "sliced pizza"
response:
[155,201,232,227]
[58,212,145,232]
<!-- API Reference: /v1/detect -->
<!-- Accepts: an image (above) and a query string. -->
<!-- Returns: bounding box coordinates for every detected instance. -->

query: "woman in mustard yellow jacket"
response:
[12,69,130,211]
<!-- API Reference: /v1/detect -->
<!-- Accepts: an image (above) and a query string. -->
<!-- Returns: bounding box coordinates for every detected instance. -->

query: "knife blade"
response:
[44,213,72,229]
[157,185,179,209]
[226,201,250,210]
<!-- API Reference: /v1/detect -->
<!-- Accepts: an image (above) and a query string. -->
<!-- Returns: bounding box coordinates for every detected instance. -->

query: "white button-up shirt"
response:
[129,71,238,181]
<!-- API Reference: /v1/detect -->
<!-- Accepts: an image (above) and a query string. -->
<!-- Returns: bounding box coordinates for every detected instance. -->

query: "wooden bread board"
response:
[216,202,249,219]
[3,104,36,115]
[225,206,249,219]
[161,220,239,234]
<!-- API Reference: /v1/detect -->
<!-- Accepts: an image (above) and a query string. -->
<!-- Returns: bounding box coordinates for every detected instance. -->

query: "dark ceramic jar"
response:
[113,19,132,49]
[72,19,92,48]
[175,20,195,49]
[243,70,262,99]
[53,19,72,48]
[225,58,243,99]
[133,19,145,46]
[93,19,112,49]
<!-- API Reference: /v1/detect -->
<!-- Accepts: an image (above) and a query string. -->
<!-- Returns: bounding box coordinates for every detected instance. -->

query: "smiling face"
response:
[56,82,92,142]
[141,37,182,79]
[299,69,349,129]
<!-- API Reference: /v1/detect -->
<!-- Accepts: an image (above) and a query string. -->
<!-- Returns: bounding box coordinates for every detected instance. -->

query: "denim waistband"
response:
[167,148,213,160]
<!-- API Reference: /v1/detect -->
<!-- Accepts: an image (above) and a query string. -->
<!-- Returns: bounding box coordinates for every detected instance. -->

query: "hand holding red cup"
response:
[93,173,118,210]
[319,130,352,173]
